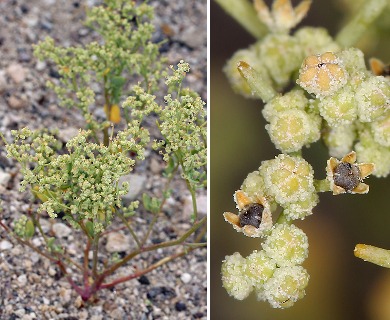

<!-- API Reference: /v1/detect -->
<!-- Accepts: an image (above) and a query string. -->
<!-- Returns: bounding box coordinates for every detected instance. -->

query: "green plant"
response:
[0,0,206,303]
[217,0,389,309]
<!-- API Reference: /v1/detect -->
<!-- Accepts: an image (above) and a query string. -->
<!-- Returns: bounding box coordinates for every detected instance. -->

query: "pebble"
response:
[7,95,27,109]
[58,127,80,142]
[182,194,207,217]
[0,170,11,186]
[18,274,28,286]
[0,70,7,92]
[105,232,131,252]
[120,173,147,204]
[0,240,13,250]
[180,272,192,284]
[35,60,47,71]
[175,301,187,311]
[175,25,205,49]
[52,222,72,238]
[6,63,27,84]
[149,157,163,174]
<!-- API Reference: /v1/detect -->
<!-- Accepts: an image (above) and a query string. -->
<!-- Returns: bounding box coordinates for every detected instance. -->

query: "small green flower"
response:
[266,109,321,153]
[283,192,319,220]
[262,224,309,267]
[294,27,340,56]
[262,89,309,122]
[245,250,276,290]
[323,123,356,158]
[356,76,390,122]
[260,154,315,205]
[261,265,310,309]
[258,34,303,88]
[318,85,357,127]
[221,252,253,300]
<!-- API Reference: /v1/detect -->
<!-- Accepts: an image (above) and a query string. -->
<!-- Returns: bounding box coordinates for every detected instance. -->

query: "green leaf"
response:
[24,219,35,239]
[85,220,94,237]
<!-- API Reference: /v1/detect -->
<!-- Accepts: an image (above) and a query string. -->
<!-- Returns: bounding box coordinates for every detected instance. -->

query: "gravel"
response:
[0,0,207,319]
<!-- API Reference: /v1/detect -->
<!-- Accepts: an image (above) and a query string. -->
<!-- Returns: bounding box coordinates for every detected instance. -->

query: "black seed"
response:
[239,203,264,228]
[333,162,360,191]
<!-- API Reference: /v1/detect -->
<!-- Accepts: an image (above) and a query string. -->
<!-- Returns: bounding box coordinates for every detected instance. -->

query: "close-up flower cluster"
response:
[216,0,390,312]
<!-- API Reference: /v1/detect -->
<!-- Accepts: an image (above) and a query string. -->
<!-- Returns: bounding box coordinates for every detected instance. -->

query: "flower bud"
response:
[262,265,310,308]
[260,154,315,205]
[284,192,319,220]
[245,250,276,290]
[371,114,390,147]
[356,76,390,122]
[318,85,357,127]
[323,123,356,158]
[355,130,390,178]
[221,252,253,300]
[294,27,340,56]
[258,34,303,88]
[262,224,309,266]
[266,109,321,153]
[262,89,309,122]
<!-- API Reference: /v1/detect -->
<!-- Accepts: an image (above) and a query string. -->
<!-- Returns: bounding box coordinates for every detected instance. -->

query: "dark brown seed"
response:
[333,162,360,192]
[239,203,264,228]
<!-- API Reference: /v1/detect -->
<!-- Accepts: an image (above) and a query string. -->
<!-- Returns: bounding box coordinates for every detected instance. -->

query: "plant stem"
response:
[335,0,387,47]
[214,0,268,39]
[354,244,390,268]
[100,216,206,279]
[314,179,331,193]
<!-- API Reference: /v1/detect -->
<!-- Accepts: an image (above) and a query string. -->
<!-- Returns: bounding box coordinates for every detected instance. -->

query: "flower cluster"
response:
[33,0,164,128]
[6,123,149,234]
[222,224,309,308]
[220,0,386,309]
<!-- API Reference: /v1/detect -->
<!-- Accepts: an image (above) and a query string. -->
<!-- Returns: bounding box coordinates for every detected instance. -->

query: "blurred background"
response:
[210,0,390,319]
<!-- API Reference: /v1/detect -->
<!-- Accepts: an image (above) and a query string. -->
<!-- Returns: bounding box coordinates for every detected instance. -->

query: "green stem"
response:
[335,0,387,47]
[276,210,291,225]
[214,0,268,39]
[354,244,390,268]
[118,213,141,249]
[314,179,331,193]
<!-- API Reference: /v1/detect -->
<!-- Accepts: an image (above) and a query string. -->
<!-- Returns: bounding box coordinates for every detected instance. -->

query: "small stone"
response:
[35,60,47,71]
[17,274,28,286]
[52,223,72,238]
[182,194,207,218]
[175,301,187,311]
[58,127,80,142]
[0,240,13,250]
[138,275,150,285]
[7,95,27,109]
[120,173,147,204]
[105,232,131,252]
[175,25,205,49]
[0,70,7,92]
[60,288,72,304]
[147,286,176,302]
[150,157,162,174]
[48,267,56,277]
[180,272,192,284]
[0,170,11,186]
[6,63,27,84]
